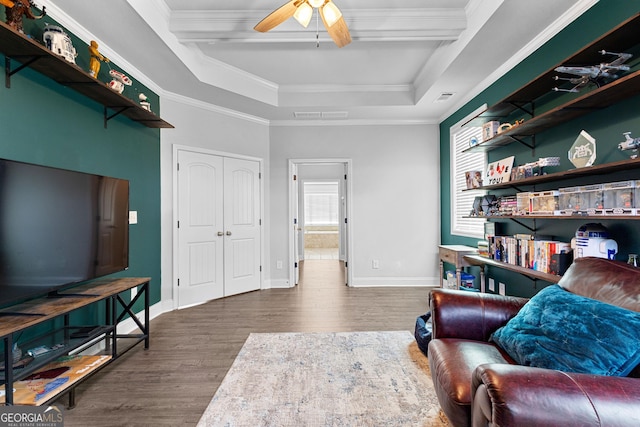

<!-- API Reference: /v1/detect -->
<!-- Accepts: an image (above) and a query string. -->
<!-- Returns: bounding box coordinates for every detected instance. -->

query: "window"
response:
[450,106,487,238]
[303,182,339,225]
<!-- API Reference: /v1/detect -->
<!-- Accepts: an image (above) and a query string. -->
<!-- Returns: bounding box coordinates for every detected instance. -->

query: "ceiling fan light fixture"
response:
[308,0,325,8]
[322,1,342,27]
[293,2,313,28]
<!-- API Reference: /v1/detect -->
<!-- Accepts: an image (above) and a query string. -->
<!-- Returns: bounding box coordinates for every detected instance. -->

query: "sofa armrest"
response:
[429,289,528,341]
[472,364,640,427]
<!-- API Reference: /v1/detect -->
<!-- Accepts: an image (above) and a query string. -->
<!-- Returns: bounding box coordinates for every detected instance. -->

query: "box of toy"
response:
[530,190,559,215]
[516,192,532,215]
[482,121,500,141]
[558,185,603,215]
[603,180,634,215]
[583,183,604,215]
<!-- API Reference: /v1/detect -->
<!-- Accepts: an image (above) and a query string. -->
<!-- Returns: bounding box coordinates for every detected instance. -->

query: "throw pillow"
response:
[491,284,640,376]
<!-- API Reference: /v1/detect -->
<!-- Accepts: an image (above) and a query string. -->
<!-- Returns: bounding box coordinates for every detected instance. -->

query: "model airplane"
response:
[618,132,640,159]
[552,50,632,93]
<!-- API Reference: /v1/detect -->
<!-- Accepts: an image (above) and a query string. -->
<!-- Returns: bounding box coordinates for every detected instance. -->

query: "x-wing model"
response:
[552,50,632,93]
[618,132,640,159]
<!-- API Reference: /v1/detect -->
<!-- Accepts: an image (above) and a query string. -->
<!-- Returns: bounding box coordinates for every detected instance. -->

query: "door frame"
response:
[172,144,265,310]
[288,159,353,287]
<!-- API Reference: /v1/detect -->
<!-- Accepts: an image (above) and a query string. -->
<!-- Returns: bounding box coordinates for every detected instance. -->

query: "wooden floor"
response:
[57,260,433,426]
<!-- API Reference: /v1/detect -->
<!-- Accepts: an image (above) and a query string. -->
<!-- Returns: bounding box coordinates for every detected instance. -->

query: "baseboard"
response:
[267,279,293,289]
[350,276,440,287]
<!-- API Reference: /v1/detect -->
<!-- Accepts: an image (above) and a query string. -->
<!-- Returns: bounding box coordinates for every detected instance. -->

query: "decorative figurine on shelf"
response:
[552,50,632,93]
[568,130,596,168]
[5,0,46,34]
[107,69,132,94]
[88,40,109,78]
[138,93,151,111]
[43,24,77,64]
[618,132,640,159]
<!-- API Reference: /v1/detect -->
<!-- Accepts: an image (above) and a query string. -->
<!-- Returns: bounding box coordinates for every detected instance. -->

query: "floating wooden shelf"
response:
[463,12,640,153]
[475,157,640,190]
[0,21,173,129]
[464,254,561,283]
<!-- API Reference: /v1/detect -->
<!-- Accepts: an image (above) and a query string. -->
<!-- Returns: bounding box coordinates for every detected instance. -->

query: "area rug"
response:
[197,331,449,426]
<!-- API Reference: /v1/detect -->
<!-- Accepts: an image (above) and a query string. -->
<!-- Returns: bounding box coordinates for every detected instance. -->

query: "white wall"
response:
[270,124,441,287]
[158,98,270,310]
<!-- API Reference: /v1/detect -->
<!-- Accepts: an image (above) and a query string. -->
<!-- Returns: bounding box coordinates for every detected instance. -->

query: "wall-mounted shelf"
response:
[474,157,640,191]
[464,254,561,283]
[0,21,173,129]
[463,12,640,154]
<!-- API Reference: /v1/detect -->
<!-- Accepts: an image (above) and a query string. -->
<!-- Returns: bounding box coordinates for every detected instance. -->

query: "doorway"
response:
[302,181,340,261]
[288,159,352,287]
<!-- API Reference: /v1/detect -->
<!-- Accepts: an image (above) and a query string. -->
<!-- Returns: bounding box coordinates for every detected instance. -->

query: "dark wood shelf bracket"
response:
[104,106,131,129]
[5,55,42,88]
[508,101,534,118]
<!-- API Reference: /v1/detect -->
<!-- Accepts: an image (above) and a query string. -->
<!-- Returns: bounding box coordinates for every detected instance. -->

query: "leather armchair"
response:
[428,257,640,427]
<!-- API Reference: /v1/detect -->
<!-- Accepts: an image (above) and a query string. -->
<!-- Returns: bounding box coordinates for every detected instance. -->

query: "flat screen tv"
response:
[0,158,129,309]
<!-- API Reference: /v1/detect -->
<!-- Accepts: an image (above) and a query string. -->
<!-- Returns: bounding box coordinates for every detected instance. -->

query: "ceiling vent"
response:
[435,92,455,102]
[294,111,349,120]
[294,111,322,120]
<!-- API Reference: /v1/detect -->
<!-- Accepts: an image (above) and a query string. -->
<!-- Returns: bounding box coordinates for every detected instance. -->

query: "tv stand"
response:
[47,290,100,299]
[0,277,150,408]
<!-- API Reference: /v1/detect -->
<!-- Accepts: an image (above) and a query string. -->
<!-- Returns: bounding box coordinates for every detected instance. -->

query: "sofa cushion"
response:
[491,284,640,376]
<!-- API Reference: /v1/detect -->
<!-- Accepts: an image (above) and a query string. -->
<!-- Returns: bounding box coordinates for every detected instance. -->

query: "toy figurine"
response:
[107,70,132,94]
[5,0,45,34]
[618,132,640,159]
[88,40,109,78]
[43,24,77,64]
[138,93,151,111]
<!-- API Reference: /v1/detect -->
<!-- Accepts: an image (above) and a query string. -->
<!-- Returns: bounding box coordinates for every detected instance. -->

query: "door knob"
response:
[226,231,232,236]
[217,231,224,236]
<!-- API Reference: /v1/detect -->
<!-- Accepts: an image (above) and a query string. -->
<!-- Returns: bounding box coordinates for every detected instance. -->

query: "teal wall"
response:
[0,21,161,328]
[440,3,640,297]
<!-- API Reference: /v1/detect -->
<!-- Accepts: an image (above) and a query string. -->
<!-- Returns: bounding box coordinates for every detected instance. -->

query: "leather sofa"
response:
[427,257,640,427]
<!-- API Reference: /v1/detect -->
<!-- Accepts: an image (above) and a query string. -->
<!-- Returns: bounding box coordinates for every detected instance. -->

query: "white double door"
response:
[176,150,261,308]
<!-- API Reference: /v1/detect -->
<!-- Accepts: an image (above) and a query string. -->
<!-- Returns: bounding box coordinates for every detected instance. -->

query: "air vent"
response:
[435,92,455,102]
[293,111,349,120]
[294,112,322,120]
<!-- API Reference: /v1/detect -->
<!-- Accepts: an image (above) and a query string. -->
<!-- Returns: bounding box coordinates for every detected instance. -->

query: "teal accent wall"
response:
[440,3,640,297]
[1,47,161,324]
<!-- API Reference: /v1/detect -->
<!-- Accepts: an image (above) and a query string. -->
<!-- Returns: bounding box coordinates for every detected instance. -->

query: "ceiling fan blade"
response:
[254,0,303,32]
[320,11,351,48]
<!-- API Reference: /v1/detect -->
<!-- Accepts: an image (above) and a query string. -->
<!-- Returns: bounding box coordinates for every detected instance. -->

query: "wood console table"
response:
[438,245,479,289]
[1,277,150,408]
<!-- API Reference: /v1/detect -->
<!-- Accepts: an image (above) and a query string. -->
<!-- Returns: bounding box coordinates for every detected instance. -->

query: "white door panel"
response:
[224,157,261,296]
[177,151,224,307]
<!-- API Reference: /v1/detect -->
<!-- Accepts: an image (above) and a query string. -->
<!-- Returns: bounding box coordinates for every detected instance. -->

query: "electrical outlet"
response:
[499,282,506,296]
[276,260,283,269]
[372,259,380,269]
[489,278,495,292]
[129,210,138,224]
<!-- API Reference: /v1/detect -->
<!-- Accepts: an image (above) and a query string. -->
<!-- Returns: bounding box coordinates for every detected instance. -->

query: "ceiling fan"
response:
[254,0,352,48]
